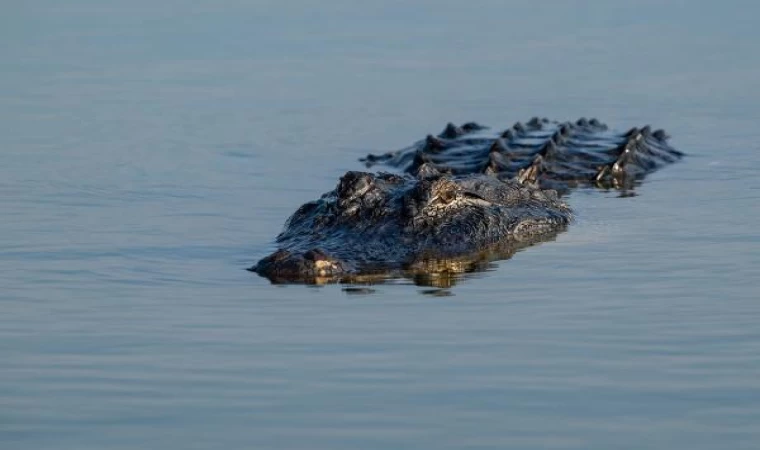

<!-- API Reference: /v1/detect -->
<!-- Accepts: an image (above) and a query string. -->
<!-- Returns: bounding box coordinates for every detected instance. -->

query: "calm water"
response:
[2,1,760,449]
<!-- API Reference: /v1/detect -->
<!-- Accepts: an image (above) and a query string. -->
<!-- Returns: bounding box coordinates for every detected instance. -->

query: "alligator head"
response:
[251,171,572,284]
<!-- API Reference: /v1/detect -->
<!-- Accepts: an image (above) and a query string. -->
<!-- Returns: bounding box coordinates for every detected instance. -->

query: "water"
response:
[2,1,759,448]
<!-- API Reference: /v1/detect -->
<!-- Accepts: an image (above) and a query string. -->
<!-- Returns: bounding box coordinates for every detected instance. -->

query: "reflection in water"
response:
[341,286,377,295]
[419,288,454,297]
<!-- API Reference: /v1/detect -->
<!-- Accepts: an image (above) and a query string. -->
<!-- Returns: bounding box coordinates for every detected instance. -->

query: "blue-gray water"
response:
[2,1,759,449]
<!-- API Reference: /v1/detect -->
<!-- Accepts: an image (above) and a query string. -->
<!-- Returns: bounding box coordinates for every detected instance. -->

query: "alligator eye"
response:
[437,190,456,204]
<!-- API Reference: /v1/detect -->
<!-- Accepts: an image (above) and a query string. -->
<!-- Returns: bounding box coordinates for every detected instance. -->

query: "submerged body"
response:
[252,117,682,284]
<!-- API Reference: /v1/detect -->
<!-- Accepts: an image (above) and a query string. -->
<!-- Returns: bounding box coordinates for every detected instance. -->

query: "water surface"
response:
[2,1,759,449]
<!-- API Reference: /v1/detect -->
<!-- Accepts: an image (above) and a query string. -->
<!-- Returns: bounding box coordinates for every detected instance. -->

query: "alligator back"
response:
[362,117,683,191]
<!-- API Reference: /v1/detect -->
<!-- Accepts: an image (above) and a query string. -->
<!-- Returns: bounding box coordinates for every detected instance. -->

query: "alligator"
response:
[252,117,683,285]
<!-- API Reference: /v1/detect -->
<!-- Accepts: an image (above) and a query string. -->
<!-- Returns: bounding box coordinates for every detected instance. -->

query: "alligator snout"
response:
[250,248,348,279]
